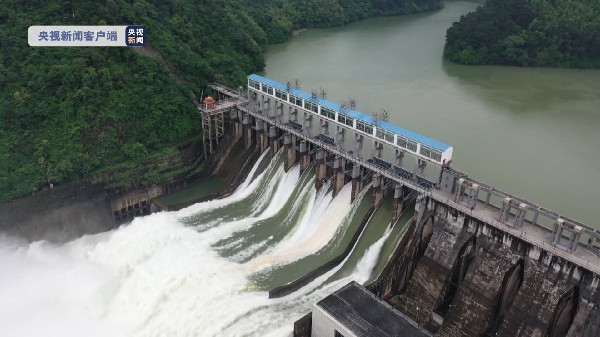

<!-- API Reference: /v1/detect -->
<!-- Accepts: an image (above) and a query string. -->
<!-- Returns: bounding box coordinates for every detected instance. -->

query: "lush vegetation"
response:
[444,0,600,67]
[0,0,441,203]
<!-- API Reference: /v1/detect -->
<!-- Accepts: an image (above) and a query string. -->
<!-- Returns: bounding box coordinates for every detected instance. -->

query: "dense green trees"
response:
[444,0,600,67]
[0,0,441,202]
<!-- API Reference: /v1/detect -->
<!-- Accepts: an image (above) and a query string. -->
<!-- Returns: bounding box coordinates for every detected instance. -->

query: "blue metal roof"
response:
[248,74,451,151]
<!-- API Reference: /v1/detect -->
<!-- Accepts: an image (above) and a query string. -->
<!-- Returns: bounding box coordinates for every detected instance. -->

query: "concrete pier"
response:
[315,149,327,189]
[351,165,364,203]
[299,140,311,174]
[332,157,346,198]
[284,134,297,172]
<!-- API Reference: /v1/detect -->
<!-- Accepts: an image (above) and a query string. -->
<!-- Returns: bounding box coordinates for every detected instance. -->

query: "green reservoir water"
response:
[264,0,600,226]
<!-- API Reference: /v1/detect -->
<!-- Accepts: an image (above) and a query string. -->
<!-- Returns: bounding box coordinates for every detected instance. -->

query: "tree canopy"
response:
[0,0,441,202]
[444,0,600,67]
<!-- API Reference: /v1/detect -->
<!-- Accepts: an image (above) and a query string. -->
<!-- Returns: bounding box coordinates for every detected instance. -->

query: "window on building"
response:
[420,145,431,158]
[385,132,394,143]
[305,101,319,113]
[249,79,260,90]
[334,330,345,337]
[356,120,373,135]
[320,107,335,120]
[376,129,394,143]
[407,140,418,152]
[419,145,442,162]
[338,113,354,127]
[275,89,287,100]
[397,136,408,149]
[261,84,268,93]
[267,86,273,95]
[289,95,303,107]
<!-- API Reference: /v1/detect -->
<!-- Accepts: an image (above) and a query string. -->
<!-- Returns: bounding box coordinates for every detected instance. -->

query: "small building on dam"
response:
[305,281,432,337]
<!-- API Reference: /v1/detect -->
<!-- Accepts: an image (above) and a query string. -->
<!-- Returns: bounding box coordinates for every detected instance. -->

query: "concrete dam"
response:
[198,75,600,337]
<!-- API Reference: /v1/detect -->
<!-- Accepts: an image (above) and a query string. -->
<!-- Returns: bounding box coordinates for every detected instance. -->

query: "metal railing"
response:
[429,192,600,275]
[240,105,429,194]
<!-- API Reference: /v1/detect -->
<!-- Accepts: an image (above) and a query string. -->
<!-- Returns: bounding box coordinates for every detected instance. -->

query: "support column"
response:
[234,121,243,138]
[514,203,528,228]
[351,165,364,203]
[315,149,327,189]
[242,113,253,150]
[284,134,296,172]
[552,219,564,247]
[299,140,311,174]
[414,158,426,177]
[373,174,384,207]
[571,226,582,252]
[244,124,253,150]
[392,183,404,224]
[258,132,268,154]
[268,126,279,156]
[333,157,346,198]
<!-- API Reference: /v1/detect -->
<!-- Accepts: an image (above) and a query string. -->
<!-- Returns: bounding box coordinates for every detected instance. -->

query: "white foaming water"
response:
[0,159,382,337]
[244,183,353,272]
[269,180,331,254]
[353,225,392,284]
[177,150,276,218]
[201,165,300,243]
[236,149,270,191]
[0,214,275,337]
[0,201,377,337]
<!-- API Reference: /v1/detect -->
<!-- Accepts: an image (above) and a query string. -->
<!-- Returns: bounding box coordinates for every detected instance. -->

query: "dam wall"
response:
[370,196,600,337]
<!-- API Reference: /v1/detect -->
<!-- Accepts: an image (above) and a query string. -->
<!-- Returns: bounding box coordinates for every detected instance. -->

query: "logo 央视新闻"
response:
[126,26,146,47]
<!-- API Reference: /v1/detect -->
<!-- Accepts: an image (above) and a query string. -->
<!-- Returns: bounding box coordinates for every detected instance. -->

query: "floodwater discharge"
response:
[3,1,599,336]
[0,154,409,337]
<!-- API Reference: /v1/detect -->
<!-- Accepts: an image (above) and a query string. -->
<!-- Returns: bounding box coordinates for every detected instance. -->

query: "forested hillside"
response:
[444,0,600,67]
[0,0,441,203]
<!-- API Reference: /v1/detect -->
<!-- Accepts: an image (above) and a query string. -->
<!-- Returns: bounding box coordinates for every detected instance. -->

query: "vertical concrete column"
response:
[299,140,311,174]
[515,203,528,228]
[499,197,512,223]
[468,184,480,209]
[351,165,364,203]
[283,134,296,172]
[333,157,346,198]
[552,219,564,247]
[268,126,279,156]
[392,183,404,224]
[244,124,253,150]
[570,227,582,252]
[373,174,384,207]
[258,132,267,154]
[242,113,253,150]
[315,149,327,189]
[414,158,426,176]
[234,121,243,138]
[454,178,465,203]
[354,134,363,159]
[484,190,492,205]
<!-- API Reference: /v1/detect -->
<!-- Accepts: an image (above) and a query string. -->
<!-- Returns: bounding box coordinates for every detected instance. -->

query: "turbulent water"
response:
[0,153,411,337]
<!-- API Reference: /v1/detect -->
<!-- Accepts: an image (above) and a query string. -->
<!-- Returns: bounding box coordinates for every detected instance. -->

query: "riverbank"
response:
[444,0,600,68]
[0,123,262,242]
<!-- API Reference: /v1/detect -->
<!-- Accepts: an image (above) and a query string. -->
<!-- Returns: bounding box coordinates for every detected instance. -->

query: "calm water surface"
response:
[264,0,600,226]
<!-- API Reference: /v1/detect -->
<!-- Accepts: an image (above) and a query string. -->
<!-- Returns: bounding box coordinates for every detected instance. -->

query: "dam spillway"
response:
[199,76,600,336]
